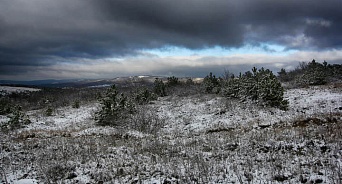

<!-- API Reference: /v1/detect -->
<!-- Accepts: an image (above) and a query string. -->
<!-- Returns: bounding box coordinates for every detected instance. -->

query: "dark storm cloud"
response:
[240,0,342,49]
[0,0,341,79]
[93,0,242,48]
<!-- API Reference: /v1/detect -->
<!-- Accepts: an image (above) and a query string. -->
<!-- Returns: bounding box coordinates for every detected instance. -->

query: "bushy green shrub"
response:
[222,67,288,110]
[277,68,291,82]
[166,76,180,86]
[154,78,166,97]
[278,60,341,86]
[133,88,157,105]
[221,77,241,98]
[252,67,288,109]
[0,97,12,115]
[95,85,135,126]
[202,72,221,94]
[296,59,327,86]
[1,106,31,131]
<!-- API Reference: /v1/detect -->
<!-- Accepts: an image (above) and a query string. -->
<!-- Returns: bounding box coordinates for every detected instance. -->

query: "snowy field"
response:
[0,85,341,183]
[0,86,40,94]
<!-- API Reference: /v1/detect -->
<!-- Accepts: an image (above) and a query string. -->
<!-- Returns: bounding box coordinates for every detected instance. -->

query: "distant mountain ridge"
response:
[0,76,164,88]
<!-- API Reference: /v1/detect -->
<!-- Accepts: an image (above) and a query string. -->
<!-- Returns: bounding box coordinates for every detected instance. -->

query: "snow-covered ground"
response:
[1,86,341,183]
[155,86,342,132]
[0,86,40,94]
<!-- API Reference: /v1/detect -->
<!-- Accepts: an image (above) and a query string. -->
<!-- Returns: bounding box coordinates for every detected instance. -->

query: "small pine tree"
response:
[154,78,166,97]
[2,106,31,131]
[95,85,135,126]
[222,67,288,110]
[203,72,220,93]
[166,76,180,86]
[133,88,157,105]
[291,59,330,86]
[256,68,288,110]
[277,68,291,82]
[0,97,12,115]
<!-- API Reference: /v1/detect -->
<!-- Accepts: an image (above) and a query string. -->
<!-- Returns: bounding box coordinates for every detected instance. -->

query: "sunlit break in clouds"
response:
[0,0,342,80]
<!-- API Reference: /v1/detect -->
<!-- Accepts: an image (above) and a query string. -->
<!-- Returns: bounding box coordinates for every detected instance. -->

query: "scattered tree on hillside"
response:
[298,59,328,85]
[166,76,180,86]
[222,67,288,110]
[95,85,135,126]
[133,87,157,105]
[1,105,31,131]
[278,68,290,82]
[154,78,167,97]
[203,72,221,94]
[278,59,342,86]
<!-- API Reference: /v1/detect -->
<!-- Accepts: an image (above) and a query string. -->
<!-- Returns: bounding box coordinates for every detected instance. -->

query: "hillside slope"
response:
[0,85,341,183]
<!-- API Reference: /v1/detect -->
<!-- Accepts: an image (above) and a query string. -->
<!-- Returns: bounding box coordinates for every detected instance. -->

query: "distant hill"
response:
[0,76,204,88]
[0,79,75,87]
[0,76,164,88]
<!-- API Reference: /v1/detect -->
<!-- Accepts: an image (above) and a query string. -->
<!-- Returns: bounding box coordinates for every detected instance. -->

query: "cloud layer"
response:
[0,0,342,80]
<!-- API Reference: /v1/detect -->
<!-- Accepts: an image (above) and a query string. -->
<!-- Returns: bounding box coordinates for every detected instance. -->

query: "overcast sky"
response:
[1,0,342,80]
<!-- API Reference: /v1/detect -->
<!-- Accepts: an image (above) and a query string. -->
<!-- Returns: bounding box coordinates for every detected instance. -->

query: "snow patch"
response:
[0,86,40,94]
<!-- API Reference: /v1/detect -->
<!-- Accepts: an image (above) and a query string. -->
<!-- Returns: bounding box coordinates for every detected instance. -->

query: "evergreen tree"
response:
[203,72,220,93]
[154,78,166,97]
[221,67,288,110]
[166,76,180,86]
[298,59,327,85]
[95,85,135,126]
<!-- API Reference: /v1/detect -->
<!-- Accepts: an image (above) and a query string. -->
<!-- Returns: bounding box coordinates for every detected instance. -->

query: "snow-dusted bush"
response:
[222,67,288,110]
[221,77,241,98]
[130,107,165,134]
[202,72,221,94]
[279,60,342,87]
[133,87,157,105]
[0,96,12,115]
[154,78,167,97]
[1,106,31,131]
[95,85,135,126]
[248,67,288,109]
[296,59,328,86]
[166,76,180,86]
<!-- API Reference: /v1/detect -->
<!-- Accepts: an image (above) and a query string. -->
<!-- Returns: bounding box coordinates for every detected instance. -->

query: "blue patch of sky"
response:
[142,43,296,57]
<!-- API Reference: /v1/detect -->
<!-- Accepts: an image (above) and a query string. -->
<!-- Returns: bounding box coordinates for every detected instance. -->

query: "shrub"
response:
[221,76,241,98]
[1,106,31,131]
[297,59,327,85]
[222,67,288,110]
[133,88,157,105]
[202,72,221,94]
[130,107,165,135]
[154,78,166,97]
[95,85,135,126]
[279,59,341,86]
[0,97,12,115]
[252,68,288,109]
[277,68,291,82]
[166,76,180,86]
